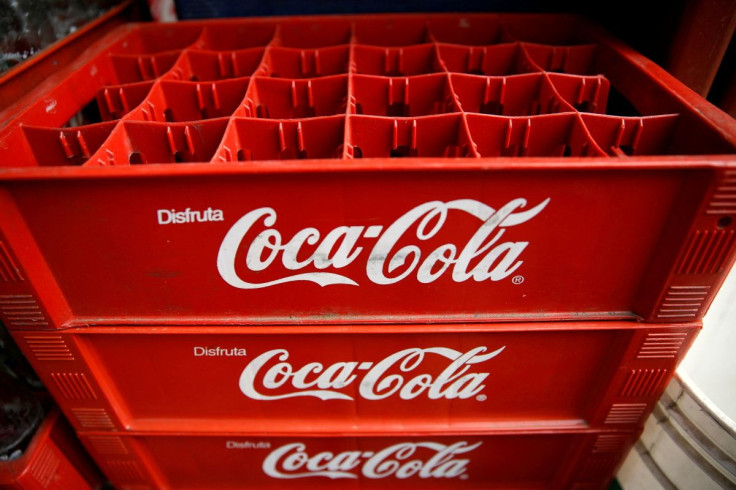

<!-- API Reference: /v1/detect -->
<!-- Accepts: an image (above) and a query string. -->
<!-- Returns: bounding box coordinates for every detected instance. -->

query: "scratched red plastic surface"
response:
[0,409,103,490]
[76,429,639,489]
[11,322,697,433]
[0,14,735,329]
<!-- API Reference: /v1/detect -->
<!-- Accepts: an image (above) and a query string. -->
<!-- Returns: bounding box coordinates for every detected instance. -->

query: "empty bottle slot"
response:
[429,16,507,45]
[521,44,598,75]
[94,81,155,121]
[438,43,538,76]
[21,122,117,166]
[351,74,458,117]
[465,113,607,157]
[258,46,349,78]
[193,23,277,51]
[110,52,181,84]
[581,114,679,156]
[451,73,574,116]
[545,73,610,114]
[353,18,430,46]
[353,45,443,77]
[277,20,352,48]
[88,119,228,166]
[238,76,347,119]
[109,24,203,54]
[214,116,345,161]
[347,114,476,158]
[164,49,264,82]
[126,79,248,123]
[604,86,642,117]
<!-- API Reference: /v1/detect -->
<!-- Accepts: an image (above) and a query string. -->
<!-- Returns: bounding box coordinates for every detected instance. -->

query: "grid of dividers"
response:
[15,16,684,167]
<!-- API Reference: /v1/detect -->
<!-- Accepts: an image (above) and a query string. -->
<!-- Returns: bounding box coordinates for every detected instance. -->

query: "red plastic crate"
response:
[9,322,697,434]
[0,14,735,329]
[0,408,103,490]
[75,428,640,489]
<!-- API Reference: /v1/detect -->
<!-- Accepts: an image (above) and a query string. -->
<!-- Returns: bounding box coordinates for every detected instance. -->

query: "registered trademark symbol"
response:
[476,394,487,402]
[461,475,469,480]
[512,275,525,285]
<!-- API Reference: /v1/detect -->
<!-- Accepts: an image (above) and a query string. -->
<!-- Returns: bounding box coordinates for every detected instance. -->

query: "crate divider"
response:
[465,113,608,157]
[125,78,250,123]
[350,73,459,117]
[109,51,183,84]
[85,119,229,166]
[581,113,681,156]
[95,81,156,121]
[19,121,119,166]
[255,45,350,79]
[450,73,575,116]
[164,48,265,82]
[545,73,610,114]
[352,44,445,77]
[214,116,346,162]
[521,43,599,75]
[346,114,478,159]
[236,75,347,119]
[438,43,539,76]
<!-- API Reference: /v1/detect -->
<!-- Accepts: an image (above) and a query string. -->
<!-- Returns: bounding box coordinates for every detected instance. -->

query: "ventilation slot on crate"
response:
[677,229,736,275]
[619,369,668,398]
[0,240,24,282]
[348,115,476,158]
[71,408,115,429]
[215,116,345,162]
[351,74,458,117]
[439,43,537,76]
[50,372,97,400]
[637,332,689,359]
[259,46,349,79]
[29,444,59,488]
[655,286,710,320]
[451,73,573,116]
[87,436,130,455]
[238,76,347,119]
[466,113,606,157]
[604,403,647,424]
[707,170,736,215]
[23,334,72,361]
[0,296,48,329]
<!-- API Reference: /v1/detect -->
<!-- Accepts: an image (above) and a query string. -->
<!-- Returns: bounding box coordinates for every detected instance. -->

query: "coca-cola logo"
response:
[217,198,549,289]
[239,346,504,401]
[262,441,481,480]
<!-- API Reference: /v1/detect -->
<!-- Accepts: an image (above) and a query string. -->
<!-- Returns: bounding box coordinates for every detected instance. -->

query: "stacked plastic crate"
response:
[1,14,734,489]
